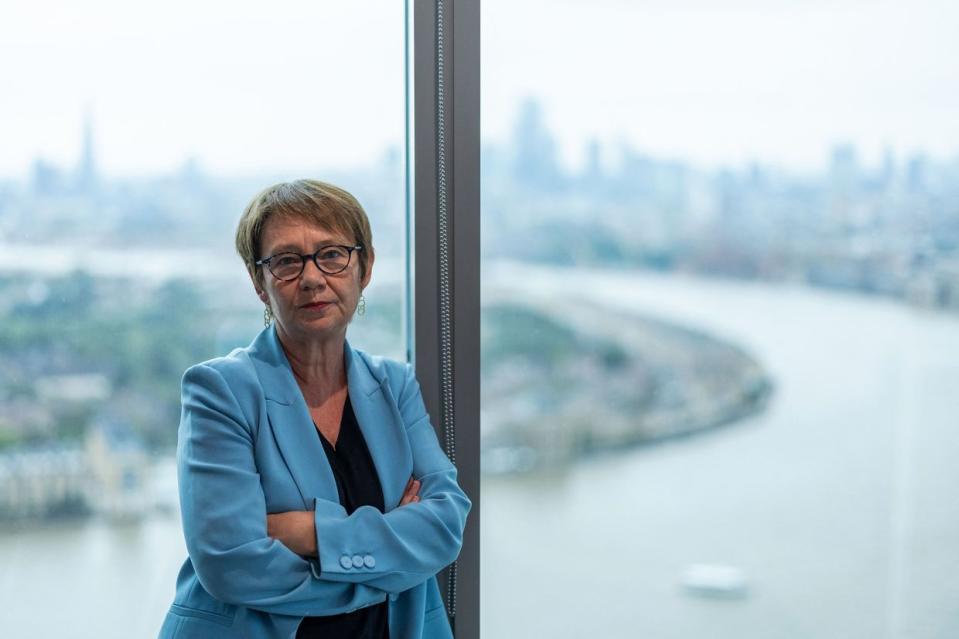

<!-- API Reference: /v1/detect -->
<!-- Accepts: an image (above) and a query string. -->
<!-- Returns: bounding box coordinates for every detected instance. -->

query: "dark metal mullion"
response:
[449,1,480,634]
[411,1,480,638]
[412,3,440,417]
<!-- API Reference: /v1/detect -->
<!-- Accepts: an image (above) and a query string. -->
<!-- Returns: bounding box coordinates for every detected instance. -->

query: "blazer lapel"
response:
[248,326,339,509]
[247,327,411,512]
[345,343,412,510]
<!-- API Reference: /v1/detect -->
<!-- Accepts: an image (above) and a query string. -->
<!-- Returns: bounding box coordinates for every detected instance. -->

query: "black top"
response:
[296,396,390,639]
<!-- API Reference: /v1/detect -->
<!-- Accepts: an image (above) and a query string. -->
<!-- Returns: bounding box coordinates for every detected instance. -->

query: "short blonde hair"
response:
[235,179,373,286]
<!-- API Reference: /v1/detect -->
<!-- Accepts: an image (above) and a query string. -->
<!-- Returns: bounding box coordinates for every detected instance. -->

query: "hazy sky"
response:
[0,1,406,178]
[1,0,957,177]
[484,0,959,171]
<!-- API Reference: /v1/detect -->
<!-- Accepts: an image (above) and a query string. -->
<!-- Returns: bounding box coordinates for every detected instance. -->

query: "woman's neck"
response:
[275,326,348,398]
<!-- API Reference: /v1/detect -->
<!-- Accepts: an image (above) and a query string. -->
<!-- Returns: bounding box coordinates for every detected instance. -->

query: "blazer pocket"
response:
[169,603,236,627]
[422,605,453,639]
[424,604,448,622]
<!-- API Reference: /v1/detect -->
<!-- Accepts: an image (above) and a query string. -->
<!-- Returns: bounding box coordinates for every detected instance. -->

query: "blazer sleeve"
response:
[177,363,387,617]
[312,362,472,594]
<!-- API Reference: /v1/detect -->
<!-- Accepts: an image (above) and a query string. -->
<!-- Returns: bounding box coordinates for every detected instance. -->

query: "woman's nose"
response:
[299,259,328,288]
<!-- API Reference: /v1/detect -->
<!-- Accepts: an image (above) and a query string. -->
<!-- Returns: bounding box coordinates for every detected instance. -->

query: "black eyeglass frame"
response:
[255,244,364,281]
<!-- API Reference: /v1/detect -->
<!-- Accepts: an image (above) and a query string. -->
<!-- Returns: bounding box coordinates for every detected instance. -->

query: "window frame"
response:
[409,1,481,637]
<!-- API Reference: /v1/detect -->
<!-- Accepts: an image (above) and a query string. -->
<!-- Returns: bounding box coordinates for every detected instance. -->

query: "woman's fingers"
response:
[400,480,419,504]
[400,477,421,505]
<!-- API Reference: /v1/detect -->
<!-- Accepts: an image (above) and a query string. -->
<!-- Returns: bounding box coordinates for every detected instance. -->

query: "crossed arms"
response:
[177,362,470,618]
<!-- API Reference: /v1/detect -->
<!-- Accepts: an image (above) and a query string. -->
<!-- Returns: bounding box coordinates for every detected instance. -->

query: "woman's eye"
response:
[275,255,300,267]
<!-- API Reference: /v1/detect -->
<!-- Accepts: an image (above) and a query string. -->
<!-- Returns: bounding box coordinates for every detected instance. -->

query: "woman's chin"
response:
[279,317,348,343]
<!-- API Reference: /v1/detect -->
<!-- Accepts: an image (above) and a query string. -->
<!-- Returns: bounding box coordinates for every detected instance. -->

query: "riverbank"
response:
[481,282,774,473]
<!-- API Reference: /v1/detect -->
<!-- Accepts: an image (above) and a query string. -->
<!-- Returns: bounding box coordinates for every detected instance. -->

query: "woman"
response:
[158,180,470,639]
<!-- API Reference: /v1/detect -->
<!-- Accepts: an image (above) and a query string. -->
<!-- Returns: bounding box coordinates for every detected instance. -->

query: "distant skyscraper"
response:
[584,138,603,182]
[907,153,928,193]
[829,143,859,193]
[878,146,897,191]
[32,158,63,195]
[76,109,97,192]
[512,98,561,188]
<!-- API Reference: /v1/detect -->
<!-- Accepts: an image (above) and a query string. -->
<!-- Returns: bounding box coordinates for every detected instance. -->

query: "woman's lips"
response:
[301,301,331,310]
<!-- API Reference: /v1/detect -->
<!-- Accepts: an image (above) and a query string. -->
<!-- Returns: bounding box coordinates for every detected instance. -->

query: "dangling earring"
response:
[357,295,366,317]
[263,305,274,327]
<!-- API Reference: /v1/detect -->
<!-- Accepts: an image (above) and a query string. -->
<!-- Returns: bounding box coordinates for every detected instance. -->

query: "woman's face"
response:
[254,215,373,346]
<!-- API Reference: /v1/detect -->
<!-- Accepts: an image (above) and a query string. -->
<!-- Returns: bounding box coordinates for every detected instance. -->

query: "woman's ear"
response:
[361,246,375,290]
[248,267,270,305]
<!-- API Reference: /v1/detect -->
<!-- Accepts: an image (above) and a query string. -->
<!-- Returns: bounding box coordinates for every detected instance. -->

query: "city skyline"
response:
[6,100,955,187]
[2,1,958,177]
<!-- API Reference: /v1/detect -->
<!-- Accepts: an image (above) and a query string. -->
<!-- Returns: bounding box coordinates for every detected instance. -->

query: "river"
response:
[481,264,959,639]
[1,265,957,638]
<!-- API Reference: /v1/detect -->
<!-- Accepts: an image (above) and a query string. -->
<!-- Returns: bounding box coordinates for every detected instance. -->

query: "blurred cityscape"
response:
[484,99,959,311]
[1,100,957,521]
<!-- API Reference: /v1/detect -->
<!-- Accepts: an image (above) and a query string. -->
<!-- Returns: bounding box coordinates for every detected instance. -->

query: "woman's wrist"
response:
[267,510,317,557]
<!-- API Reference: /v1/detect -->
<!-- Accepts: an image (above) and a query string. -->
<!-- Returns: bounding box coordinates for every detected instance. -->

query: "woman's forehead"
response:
[261,214,353,252]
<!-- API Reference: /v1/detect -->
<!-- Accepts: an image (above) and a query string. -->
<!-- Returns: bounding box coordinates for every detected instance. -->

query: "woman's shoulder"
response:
[181,345,259,391]
[349,346,415,392]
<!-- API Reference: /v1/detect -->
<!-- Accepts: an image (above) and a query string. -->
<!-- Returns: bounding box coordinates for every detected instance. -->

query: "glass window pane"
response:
[0,2,406,636]
[481,1,959,637]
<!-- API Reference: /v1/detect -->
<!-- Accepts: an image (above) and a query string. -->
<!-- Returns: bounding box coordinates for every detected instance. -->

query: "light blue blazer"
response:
[158,326,471,639]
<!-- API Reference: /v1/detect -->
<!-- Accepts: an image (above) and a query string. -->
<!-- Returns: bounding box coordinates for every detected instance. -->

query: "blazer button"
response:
[340,555,353,570]
[352,554,365,568]
[363,554,376,569]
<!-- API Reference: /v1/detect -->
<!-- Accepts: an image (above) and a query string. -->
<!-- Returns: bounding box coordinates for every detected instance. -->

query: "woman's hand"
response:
[267,511,317,557]
[400,476,421,506]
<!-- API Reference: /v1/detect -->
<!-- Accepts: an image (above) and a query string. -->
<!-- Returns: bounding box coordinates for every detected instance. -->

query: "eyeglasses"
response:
[255,245,363,281]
